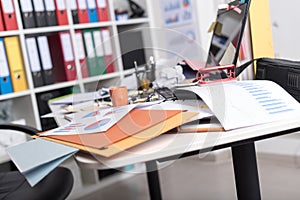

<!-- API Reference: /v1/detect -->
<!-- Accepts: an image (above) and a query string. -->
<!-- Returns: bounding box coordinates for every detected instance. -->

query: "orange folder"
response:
[40,109,181,150]
[37,111,197,157]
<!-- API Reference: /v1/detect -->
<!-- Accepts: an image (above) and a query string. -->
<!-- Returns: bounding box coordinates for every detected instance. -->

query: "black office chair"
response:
[0,124,74,200]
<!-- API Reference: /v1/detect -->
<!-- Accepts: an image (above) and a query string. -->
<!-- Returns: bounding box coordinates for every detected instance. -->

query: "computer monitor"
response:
[206,0,251,68]
[119,31,146,70]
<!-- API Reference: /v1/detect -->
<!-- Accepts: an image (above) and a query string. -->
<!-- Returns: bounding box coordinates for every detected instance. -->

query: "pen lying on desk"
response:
[177,123,224,133]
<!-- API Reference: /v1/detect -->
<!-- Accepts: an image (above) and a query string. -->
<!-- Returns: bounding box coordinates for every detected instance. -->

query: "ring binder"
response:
[32,0,47,27]
[44,0,57,26]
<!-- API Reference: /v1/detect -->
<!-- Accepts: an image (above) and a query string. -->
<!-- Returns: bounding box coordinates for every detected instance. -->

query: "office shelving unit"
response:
[0,0,154,130]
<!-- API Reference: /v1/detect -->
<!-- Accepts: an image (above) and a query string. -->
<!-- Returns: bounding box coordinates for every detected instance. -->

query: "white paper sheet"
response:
[137,100,213,121]
[176,80,300,130]
[6,138,78,186]
[42,104,137,135]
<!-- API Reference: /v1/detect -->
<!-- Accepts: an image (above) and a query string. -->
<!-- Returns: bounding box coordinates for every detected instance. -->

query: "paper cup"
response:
[109,86,128,107]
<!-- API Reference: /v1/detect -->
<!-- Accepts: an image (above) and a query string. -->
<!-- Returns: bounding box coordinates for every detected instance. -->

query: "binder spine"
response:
[43,0,57,26]
[54,0,68,25]
[0,76,13,94]
[32,0,47,27]
[101,28,114,73]
[0,4,5,31]
[19,0,36,29]
[0,38,13,94]
[77,0,89,24]
[4,37,28,92]
[25,37,44,87]
[83,30,100,77]
[70,0,79,24]
[93,29,106,75]
[75,30,89,78]
[1,0,18,30]
[96,0,109,22]
[59,33,76,81]
[37,36,55,85]
[48,33,66,82]
[86,0,98,23]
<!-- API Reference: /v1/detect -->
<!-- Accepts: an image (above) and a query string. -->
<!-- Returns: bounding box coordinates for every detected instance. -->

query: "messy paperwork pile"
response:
[7,79,300,187]
[38,108,196,155]
[6,106,197,187]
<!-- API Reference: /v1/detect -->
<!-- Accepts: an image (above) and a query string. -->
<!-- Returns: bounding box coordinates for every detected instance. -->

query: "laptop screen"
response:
[206,1,249,68]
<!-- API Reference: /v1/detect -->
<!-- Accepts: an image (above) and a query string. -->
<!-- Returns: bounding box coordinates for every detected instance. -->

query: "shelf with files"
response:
[0,21,148,36]
[0,0,154,130]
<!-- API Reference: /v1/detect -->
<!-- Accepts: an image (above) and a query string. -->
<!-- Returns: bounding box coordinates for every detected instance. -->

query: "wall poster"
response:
[162,0,193,26]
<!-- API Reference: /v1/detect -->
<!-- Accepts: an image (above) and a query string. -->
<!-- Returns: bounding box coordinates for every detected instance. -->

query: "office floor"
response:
[78,153,300,200]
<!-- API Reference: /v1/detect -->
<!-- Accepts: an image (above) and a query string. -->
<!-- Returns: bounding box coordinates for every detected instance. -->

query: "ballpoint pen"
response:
[149,56,156,82]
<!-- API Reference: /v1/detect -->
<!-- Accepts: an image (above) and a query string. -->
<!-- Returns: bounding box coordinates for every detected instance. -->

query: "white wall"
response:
[269,1,300,60]
[194,0,227,53]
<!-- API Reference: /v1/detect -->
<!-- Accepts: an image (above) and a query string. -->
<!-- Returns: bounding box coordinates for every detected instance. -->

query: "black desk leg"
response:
[231,142,261,200]
[146,161,162,200]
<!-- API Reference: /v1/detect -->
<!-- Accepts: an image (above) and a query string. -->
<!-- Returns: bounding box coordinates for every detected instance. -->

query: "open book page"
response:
[175,80,300,130]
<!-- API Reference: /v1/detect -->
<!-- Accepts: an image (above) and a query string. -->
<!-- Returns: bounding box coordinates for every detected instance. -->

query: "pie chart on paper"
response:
[84,118,111,131]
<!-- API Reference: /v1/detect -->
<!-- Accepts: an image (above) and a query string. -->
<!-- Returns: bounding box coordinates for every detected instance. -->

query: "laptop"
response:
[181,0,251,84]
[206,0,251,68]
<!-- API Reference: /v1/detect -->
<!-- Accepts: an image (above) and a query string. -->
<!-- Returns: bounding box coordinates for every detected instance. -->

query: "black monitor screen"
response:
[206,1,249,68]
[119,31,146,70]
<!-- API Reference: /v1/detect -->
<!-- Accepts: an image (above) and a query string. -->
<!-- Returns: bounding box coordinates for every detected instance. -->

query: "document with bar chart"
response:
[176,80,300,130]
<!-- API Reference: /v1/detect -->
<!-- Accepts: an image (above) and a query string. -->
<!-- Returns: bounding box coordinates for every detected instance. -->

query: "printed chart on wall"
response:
[162,0,193,27]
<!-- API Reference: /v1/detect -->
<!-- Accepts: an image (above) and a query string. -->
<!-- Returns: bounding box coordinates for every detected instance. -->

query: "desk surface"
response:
[75,115,300,170]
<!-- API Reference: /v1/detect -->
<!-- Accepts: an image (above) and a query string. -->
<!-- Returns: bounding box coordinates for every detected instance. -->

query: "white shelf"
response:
[33,81,79,93]
[23,25,70,35]
[0,30,20,37]
[0,90,31,101]
[115,18,150,26]
[73,22,113,30]
[82,72,121,84]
